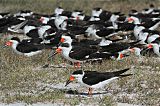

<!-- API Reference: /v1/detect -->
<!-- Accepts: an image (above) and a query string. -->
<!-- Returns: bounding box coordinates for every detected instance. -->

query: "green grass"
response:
[0,0,160,14]
[0,0,160,105]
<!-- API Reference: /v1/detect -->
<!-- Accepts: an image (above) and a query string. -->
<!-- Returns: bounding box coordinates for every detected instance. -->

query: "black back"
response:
[69,45,98,60]
[82,68,130,85]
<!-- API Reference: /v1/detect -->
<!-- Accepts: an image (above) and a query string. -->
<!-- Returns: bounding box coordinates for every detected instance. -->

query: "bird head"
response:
[116,53,130,60]
[56,42,70,52]
[147,44,153,49]
[60,38,65,43]
[56,47,62,53]
[5,37,20,46]
[5,41,13,46]
[128,48,135,53]
[127,17,134,23]
[39,17,45,23]
[65,70,84,86]
[60,35,72,43]
[65,75,75,86]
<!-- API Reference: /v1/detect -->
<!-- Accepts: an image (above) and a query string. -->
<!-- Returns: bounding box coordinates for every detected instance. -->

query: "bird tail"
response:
[112,68,130,76]
[119,74,133,78]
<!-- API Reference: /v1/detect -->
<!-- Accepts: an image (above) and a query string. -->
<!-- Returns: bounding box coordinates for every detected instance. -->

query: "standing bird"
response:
[65,68,132,96]
[56,42,126,67]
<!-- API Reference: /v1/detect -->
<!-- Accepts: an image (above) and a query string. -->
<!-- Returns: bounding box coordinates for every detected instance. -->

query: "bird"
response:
[128,46,150,56]
[85,25,118,39]
[0,12,10,18]
[60,34,113,47]
[99,40,141,53]
[5,37,53,57]
[65,68,132,96]
[147,43,160,56]
[127,16,160,30]
[56,42,128,67]
[56,42,99,67]
[133,25,160,44]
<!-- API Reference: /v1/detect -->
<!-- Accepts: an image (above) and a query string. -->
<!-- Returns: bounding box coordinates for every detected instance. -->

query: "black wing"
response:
[16,43,45,53]
[96,28,116,37]
[26,29,39,38]
[83,68,130,85]
[69,46,98,60]
[100,43,129,53]
[85,52,112,60]
[100,41,139,53]
[82,72,114,85]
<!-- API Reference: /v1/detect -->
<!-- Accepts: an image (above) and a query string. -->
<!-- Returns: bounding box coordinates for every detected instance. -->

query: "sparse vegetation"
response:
[0,0,160,106]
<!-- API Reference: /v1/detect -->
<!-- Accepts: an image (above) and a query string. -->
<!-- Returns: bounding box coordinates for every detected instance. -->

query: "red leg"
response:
[88,88,93,96]
[77,62,81,68]
[74,62,81,68]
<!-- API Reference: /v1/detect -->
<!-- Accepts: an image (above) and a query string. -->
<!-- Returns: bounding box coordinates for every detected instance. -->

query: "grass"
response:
[0,0,160,105]
[0,0,160,14]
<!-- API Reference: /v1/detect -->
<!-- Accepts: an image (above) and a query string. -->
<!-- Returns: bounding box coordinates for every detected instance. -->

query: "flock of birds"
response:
[1,4,160,95]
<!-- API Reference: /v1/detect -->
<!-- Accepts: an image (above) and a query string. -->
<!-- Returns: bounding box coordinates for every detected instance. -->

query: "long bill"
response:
[65,76,75,86]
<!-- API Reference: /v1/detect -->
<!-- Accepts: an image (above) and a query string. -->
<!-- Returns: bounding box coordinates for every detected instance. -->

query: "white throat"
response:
[152,44,160,56]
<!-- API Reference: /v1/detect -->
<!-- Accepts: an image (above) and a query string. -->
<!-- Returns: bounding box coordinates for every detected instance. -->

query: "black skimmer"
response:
[0,16,26,33]
[38,25,52,38]
[147,43,160,56]
[39,16,56,28]
[91,7,103,17]
[128,44,151,56]
[23,24,52,38]
[54,7,64,16]
[23,25,38,38]
[116,22,136,31]
[133,25,146,40]
[39,16,50,24]
[89,16,100,21]
[129,43,158,57]
[85,25,118,40]
[20,38,43,44]
[65,68,132,95]
[141,4,155,14]
[54,15,68,30]
[99,10,112,22]
[5,37,53,57]
[70,13,91,21]
[43,30,64,47]
[14,10,33,17]
[129,47,142,56]
[129,47,153,57]
[56,42,99,67]
[127,16,160,30]
[147,34,160,44]
[56,42,128,67]
[129,8,160,18]
[1,16,28,33]
[60,34,123,48]
[99,11,122,22]
[133,25,160,44]
[0,12,10,18]
[71,10,83,18]
[99,40,140,53]
[90,7,102,21]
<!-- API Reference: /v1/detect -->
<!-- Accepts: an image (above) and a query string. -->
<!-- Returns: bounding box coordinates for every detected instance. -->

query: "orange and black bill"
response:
[65,76,75,86]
